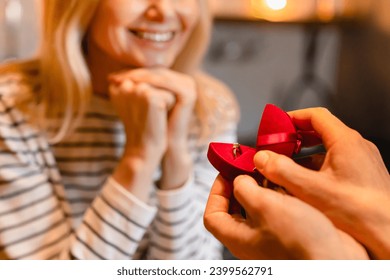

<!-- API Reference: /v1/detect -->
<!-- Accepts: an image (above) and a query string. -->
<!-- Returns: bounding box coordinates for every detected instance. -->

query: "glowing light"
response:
[265,0,287,11]
[5,0,23,25]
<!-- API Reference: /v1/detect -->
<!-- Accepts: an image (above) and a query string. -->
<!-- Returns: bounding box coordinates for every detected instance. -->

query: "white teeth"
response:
[133,31,174,42]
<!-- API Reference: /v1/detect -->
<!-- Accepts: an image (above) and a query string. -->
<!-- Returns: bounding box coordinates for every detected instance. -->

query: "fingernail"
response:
[234,175,249,186]
[255,151,269,171]
[234,175,247,182]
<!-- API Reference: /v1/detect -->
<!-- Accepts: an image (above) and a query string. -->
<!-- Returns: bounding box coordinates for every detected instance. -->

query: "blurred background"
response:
[0,0,389,169]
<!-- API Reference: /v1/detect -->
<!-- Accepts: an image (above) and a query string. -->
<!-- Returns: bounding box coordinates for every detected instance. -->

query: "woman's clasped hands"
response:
[109,68,197,199]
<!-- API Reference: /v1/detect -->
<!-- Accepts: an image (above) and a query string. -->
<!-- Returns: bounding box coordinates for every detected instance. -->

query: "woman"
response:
[0,0,239,259]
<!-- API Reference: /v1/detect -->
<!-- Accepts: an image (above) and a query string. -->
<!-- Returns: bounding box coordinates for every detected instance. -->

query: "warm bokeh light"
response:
[265,0,287,11]
[5,0,23,24]
[212,0,372,23]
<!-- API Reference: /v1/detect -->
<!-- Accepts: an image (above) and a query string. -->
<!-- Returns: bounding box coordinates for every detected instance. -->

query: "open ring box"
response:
[207,104,324,188]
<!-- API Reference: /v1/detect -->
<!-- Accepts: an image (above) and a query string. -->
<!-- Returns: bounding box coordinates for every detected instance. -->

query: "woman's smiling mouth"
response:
[129,30,175,43]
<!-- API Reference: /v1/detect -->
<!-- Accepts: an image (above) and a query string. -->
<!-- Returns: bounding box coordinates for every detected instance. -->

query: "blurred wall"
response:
[334,2,390,168]
[336,23,390,141]
[0,0,40,61]
[203,15,390,168]
[203,21,340,145]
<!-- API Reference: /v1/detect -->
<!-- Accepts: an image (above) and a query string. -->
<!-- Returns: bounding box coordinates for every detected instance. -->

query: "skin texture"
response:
[85,0,200,201]
[204,107,390,259]
[88,0,199,70]
[204,174,368,260]
[255,108,390,259]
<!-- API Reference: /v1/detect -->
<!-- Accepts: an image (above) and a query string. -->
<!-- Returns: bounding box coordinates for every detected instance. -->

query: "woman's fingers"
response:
[109,78,176,111]
[135,83,176,111]
[109,68,196,104]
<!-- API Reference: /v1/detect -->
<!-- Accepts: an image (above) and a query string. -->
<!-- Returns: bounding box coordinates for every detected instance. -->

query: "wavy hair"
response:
[0,0,238,143]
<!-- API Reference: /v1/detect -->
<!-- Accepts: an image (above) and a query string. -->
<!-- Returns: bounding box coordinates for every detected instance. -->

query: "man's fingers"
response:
[287,107,352,148]
[254,150,330,200]
[232,175,284,223]
[204,175,249,244]
[204,175,233,216]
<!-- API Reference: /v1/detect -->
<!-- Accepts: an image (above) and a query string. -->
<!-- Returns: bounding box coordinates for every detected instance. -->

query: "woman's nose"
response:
[144,0,175,22]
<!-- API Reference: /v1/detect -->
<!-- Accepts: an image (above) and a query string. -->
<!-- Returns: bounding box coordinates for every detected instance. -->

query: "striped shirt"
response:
[0,78,237,260]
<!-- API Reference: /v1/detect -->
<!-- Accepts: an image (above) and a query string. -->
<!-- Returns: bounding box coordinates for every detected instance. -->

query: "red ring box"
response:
[207,104,322,183]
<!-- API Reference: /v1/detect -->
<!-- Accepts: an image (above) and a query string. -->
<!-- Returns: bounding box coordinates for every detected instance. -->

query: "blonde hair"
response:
[0,0,238,143]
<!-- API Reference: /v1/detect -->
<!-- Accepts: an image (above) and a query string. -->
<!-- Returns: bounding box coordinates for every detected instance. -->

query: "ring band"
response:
[232,143,241,158]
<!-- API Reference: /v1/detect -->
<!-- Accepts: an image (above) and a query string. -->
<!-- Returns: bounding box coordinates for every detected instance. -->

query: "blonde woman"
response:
[0,0,239,259]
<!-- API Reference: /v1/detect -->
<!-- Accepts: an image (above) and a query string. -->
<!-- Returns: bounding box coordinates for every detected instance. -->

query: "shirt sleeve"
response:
[67,177,157,259]
[146,124,237,260]
[0,92,71,259]
[0,92,157,260]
